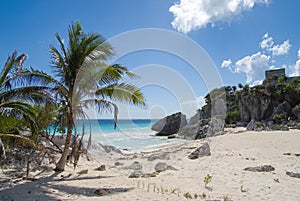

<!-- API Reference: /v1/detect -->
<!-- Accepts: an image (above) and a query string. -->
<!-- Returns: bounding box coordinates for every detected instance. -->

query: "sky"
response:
[1,0,300,119]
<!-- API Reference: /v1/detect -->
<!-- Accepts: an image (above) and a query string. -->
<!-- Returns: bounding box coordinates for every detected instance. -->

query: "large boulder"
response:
[151,112,187,136]
[179,118,224,140]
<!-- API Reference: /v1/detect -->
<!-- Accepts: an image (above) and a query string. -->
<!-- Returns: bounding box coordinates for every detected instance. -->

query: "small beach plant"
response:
[204,174,213,189]
[183,192,192,199]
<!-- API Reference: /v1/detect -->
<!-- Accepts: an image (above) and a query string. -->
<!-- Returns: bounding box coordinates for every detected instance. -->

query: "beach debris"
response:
[77,169,88,175]
[127,161,142,170]
[240,185,248,192]
[147,152,170,161]
[286,171,300,178]
[154,162,176,172]
[188,142,211,159]
[244,165,275,172]
[283,152,300,157]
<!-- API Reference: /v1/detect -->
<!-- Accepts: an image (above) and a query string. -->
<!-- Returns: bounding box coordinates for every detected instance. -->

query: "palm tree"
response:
[50,21,145,171]
[0,51,52,158]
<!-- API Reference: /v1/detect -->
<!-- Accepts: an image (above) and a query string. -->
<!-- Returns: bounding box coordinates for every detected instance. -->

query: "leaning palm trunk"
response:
[55,110,73,171]
[0,138,6,159]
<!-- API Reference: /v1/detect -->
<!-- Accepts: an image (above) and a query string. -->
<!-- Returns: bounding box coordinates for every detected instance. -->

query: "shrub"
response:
[226,110,240,124]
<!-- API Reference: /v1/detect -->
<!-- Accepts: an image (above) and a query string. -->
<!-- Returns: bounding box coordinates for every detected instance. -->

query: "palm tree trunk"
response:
[55,110,73,171]
[0,138,6,159]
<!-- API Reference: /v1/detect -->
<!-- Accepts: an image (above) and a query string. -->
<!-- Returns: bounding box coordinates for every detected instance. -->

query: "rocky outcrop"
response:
[179,118,224,140]
[188,142,211,159]
[151,112,187,136]
[238,94,272,123]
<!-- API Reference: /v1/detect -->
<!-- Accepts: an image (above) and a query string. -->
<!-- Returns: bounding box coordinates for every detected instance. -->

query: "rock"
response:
[179,118,224,140]
[128,170,144,178]
[273,101,292,115]
[246,119,256,131]
[114,161,123,166]
[147,152,170,161]
[179,121,203,140]
[151,112,187,136]
[94,188,109,196]
[292,104,300,121]
[281,125,289,131]
[286,171,300,178]
[127,161,142,170]
[236,122,248,127]
[95,165,106,171]
[246,120,264,131]
[154,162,176,172]
[77,169,88,175]
[188,142,211,159]
[244,165,275,172]
[141,172,158,178]
[206,118,225,136]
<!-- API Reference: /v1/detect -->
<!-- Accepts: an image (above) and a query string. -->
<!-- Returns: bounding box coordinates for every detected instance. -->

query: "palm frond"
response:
[95,82,145,106]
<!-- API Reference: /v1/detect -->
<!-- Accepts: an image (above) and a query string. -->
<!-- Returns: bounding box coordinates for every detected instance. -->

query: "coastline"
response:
[1,128,300,200]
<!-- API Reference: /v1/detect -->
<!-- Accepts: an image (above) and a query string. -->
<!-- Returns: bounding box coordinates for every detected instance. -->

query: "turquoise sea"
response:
[74,119,184,152]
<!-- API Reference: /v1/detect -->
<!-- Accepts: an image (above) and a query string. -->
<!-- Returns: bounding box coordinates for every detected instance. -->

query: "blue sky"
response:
[1,0,300,119]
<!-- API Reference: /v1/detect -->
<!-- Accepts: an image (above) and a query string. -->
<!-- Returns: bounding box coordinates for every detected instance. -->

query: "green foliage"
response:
[272,113,286,124]
[0,134,36,149]
[0,115,24,134]
[226,110,240,124]
[255,121,264,128]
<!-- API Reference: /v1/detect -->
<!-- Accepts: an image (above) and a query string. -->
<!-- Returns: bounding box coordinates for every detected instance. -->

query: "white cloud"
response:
[169,0,269,33]
[222,52,270,83]
[260,33,291,56]
[221,59,232,68]
[270,40,291,56]
[289,49,300,76]
[260,33,274,49]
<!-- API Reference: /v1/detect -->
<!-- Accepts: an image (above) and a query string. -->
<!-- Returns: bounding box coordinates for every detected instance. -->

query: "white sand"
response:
[1,128,300,201]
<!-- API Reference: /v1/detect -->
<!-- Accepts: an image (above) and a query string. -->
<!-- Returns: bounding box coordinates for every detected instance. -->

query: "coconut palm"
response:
[50,21,145,171]
[0,51,52,158]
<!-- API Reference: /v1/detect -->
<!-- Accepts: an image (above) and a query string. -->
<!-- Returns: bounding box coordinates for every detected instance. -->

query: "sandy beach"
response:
[1,128,300,201]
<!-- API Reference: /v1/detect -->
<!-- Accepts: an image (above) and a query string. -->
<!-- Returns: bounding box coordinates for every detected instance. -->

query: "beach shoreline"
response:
[1,128,300,200]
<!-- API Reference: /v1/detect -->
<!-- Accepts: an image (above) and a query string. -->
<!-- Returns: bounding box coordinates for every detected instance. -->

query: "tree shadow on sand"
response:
[0,171,133,200]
